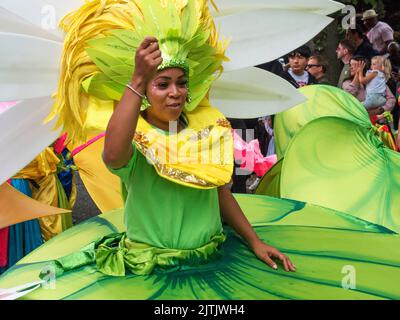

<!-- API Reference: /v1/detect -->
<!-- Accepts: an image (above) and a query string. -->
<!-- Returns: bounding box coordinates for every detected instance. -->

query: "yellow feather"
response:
[49,0,227,144]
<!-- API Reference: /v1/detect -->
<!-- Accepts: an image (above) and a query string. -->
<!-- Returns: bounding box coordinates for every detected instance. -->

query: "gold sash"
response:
[134,103,234,189]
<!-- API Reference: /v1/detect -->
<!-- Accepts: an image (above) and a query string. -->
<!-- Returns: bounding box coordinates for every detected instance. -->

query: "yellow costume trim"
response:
[73,135,124,212]
[12,148,60,179]
[134,102,234,189]
[12,147,73,240]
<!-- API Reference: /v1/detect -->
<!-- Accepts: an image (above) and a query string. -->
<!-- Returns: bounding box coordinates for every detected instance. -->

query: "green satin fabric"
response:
[39,232,226,278]
[98,232,226,276]
[106,143,223,251]
[274,85,371,159]
[259,85,400,232]
[255,159,282,197]
[2,196,400,300]
[279,117,400,233]
[260,116,400,233]
[56,177,73,231]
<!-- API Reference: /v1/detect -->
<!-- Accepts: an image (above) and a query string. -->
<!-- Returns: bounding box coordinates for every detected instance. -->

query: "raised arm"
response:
[103,36,162,169]
[218,185,295,272]
[358,61,377,85]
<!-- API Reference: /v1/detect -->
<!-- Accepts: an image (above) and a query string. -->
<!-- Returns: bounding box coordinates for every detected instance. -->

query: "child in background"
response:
[358,56,392,109]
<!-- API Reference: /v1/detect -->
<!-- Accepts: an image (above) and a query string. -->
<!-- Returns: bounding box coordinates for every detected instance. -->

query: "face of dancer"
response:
[144,67,188,130]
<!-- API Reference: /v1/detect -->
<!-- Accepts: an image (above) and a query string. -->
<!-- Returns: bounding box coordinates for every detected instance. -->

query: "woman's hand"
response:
[356,62,365,75]
[132,36,163,86]
[217,186,296,273]
[251,240,296,272]
[355,61,362,73]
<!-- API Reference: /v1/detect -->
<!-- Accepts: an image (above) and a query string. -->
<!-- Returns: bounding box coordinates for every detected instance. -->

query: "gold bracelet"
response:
[126,82,145,99]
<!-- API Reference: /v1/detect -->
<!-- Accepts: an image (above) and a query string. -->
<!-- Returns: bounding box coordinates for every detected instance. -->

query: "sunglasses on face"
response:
[306,64,321,69]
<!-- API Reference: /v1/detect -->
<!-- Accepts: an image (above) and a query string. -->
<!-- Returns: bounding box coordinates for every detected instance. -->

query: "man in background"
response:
[362,9,394,55]
[307,55,331,85]
[346,23,379,61]
[336,39,355,88]
[280,45,318,88]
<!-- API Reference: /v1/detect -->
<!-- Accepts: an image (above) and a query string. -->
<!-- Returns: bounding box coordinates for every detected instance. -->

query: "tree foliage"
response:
[340,0,383,9]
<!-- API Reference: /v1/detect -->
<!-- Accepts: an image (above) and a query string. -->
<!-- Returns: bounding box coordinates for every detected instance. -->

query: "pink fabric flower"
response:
[232,130,277,177]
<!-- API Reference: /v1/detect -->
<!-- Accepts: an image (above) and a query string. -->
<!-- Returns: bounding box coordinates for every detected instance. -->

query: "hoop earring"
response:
[186,90,192,104]
[141,96,151,111]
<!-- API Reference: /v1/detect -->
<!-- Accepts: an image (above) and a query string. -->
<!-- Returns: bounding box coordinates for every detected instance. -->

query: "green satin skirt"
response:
[1,194,400,300]
[40,231,226,278]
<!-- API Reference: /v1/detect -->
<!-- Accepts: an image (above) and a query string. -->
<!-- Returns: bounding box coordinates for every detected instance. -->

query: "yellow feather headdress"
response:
[47,0,228,144]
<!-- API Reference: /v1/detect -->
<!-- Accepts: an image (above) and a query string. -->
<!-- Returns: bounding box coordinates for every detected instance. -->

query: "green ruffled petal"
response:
[255,158,282,197]
[275,85,371,159]
[263,116,400,233]
[3,197,400,300]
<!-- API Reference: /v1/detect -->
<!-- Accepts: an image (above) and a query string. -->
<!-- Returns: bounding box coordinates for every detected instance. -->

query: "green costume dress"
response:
[3,103,400,299]
[2,194,400,300]
[2,0,400,300]
[110,143,223,251]
[101,143,226,276]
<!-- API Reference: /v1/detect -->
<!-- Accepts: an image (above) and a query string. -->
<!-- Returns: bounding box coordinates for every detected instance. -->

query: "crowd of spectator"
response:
[230,8,400,193]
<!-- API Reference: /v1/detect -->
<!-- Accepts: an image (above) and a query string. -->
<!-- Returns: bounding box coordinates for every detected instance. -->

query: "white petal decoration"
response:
[0,7,63,41]
[0,32,62,101]
[0,96,61,185]
[0,0,83,40]
[212,0,345,17]
[210,67,306,119]
[0,280,45,300]
[217,9,333,71]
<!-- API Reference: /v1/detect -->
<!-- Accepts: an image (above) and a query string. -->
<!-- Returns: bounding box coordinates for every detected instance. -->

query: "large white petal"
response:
[0,0,83,39]
[212,0,344,17]
[210,67,306,119]
[0,7,63,41]
[217,9,333,71]
[0,96,61,185]
[0,32,62,101]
